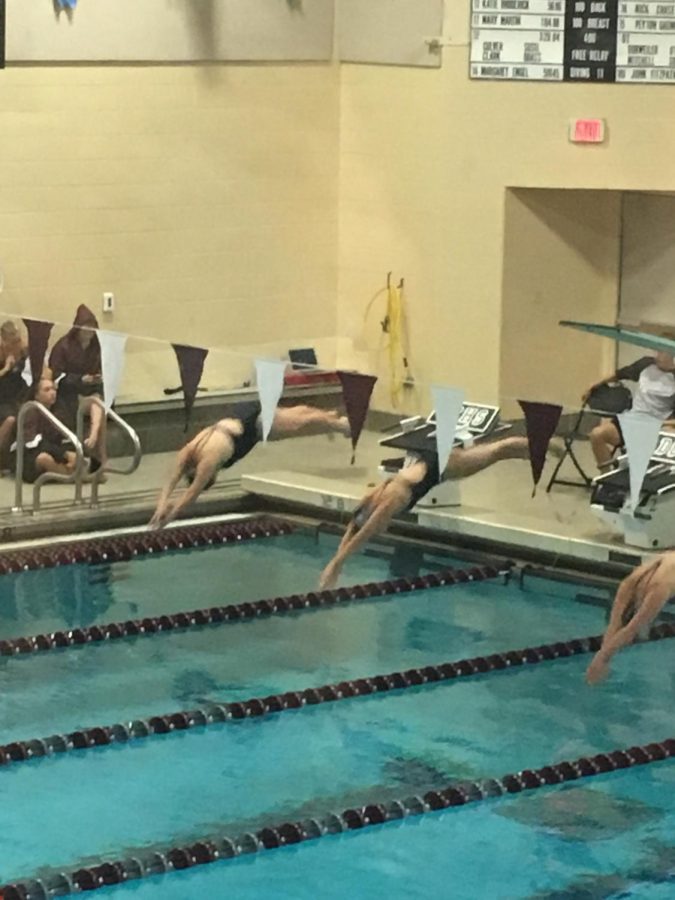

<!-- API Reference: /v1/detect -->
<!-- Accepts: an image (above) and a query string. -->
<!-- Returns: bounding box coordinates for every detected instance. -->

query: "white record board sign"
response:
[470,0,675,84]
[7,0,334,63]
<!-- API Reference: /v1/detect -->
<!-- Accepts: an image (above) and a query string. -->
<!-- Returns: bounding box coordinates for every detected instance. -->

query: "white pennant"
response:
[617,409,663,512]
[431,385,466,479]
[98,330,128,410]
[255,359,286,441]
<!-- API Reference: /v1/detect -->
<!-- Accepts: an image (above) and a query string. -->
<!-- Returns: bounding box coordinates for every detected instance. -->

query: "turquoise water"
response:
[0,533,432,640]
[0,551,605,742]
[93,763,675,900]
[3,525,672,898]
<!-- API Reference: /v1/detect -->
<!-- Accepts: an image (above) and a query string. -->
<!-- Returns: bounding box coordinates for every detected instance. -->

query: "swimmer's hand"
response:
[149,503,175,530]
[319,560,341,591]
[585,653,610,685]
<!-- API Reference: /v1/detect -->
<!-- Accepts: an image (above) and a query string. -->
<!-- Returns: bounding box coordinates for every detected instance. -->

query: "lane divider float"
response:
[3,735,675,898]
[0,564,506,659]
[0,517,295,575]
[4,620,675,772]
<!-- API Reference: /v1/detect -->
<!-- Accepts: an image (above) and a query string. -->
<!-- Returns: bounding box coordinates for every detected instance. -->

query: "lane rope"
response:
[0,517,295,575]
[4,619,675,772]
[3,734,675,898]
[0,564,507,659]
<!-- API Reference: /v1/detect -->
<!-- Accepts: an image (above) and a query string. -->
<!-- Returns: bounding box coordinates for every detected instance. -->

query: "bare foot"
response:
[337,415,351,437]
[325,411,351,440]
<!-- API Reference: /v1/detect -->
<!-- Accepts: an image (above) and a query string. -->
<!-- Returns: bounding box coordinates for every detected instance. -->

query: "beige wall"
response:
[500,189,620,415]
[337,47,675,413]
[0,65,339,401]
[620,192,675,317]
[5,27,675,410]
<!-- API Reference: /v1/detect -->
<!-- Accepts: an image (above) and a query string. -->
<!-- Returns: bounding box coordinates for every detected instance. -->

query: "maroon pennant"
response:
[172,344,208,431]
[337,371,378,464]
[518,400,563,496]
[23,318,54,384]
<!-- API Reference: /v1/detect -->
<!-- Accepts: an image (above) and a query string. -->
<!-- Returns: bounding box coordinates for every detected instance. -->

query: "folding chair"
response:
[546,383,632,492]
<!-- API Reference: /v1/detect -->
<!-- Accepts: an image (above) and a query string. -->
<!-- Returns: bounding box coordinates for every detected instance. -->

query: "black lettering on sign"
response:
[457,404,499,435]
[564,0,618,80]
[652,433,675,461]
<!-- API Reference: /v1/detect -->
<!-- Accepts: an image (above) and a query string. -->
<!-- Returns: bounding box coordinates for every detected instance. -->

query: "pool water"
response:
[1,523,672,898]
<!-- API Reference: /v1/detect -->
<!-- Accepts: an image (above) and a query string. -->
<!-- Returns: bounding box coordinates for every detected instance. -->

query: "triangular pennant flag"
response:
[23,318,54,385]
[171,344,208,431]
[617,410,663,512]
[518,400,563,496]
[98,331,127,411]
[337,371,378,464]
[431,386,466,479]
[255,359,286,441]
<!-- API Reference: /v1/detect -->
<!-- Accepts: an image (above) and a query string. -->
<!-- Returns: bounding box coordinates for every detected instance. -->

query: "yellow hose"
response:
[364,273,410,407]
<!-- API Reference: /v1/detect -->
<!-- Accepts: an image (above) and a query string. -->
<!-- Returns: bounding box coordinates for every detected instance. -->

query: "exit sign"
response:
[569,119,605,143]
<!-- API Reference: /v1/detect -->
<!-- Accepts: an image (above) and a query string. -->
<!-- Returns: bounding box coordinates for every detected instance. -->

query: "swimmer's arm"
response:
[587,579,669,684]
[319,498,402,589]
[339,497,402,557]
[602,573,641,644]
[165,458,217,521]
[149,446,193,528]
[334,520,358,556]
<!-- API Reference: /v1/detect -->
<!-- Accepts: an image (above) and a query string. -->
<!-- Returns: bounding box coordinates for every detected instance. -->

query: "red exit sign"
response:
[569,118,606,143]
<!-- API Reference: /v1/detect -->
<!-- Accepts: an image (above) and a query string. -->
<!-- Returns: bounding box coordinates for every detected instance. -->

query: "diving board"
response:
[560,321,675,355]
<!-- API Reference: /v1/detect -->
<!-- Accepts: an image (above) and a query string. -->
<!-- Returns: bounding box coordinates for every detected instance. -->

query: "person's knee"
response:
[589,424,604,444]
[35,452,52,473]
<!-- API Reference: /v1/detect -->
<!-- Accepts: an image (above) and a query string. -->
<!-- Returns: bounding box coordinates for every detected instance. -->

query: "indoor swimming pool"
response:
[0,516,674,899]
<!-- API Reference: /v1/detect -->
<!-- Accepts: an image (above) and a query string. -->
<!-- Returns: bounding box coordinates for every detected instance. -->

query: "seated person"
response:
[586,551,675,684]
[48,304,106,466]
[319,436,529,589]
[12,377,87,484]
[149,403,350,529]
[0,320,28,465]
[584,351,675,469]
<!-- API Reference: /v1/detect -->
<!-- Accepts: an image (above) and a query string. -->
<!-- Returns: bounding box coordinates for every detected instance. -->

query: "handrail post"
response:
[11,403,28,513]
[32,406,86,513]
[85,396,142,507]
[13,401,86,514]
[12,397,141,515]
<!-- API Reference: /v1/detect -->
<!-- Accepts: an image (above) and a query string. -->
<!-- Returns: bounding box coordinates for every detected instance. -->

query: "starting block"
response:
[591,429,675,549]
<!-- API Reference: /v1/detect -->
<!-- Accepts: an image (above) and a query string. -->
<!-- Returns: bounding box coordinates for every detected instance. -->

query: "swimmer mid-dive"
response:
[318,436,529,589]
[586,551,675,685]
[149,402,349,529]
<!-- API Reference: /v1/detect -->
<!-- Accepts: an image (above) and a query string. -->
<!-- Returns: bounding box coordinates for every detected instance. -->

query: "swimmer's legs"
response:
[444,436,529,480]
[268,405,350,439]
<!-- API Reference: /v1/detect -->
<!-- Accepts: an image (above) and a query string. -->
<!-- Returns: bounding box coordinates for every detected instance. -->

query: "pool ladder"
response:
[12,397,142,514]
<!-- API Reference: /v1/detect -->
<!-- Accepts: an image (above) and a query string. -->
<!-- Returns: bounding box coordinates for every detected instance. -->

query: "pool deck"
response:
[0,426,652,568]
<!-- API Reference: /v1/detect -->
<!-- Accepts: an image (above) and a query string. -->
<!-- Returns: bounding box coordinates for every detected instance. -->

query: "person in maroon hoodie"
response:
[48,304,107,466]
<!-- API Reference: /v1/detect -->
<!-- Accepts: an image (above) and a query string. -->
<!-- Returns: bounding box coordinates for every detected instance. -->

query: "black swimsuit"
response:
[352,450,442,528]
[219,401,262,469]
[402,450,441,512]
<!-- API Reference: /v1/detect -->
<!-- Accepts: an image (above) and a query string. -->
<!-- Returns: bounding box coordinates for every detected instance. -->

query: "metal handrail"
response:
[76,396,142,506]
[12,401,86,514]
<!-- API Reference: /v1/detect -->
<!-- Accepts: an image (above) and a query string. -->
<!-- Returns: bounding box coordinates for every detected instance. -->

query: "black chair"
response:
[546,383,632,492]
